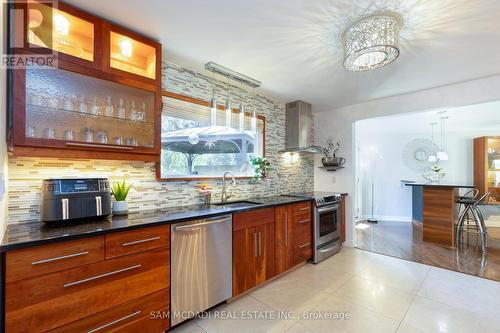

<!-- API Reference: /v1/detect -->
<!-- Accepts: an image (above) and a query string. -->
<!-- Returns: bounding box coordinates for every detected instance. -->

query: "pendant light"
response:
[437,111,449,161]
[251,88,257,134]
[428,122,437,162]
[238,82,245,132]
[239,104,245,132]
[225,77,232,128]
[210,85,217,127]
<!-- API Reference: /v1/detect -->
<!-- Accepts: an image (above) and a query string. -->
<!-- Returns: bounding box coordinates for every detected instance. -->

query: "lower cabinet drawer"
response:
[292,234,312,265]
[292,218,312,237]
[105,225,170,259]
[48,289,170,333]
[6,247,170,333]
[6,236,105,283]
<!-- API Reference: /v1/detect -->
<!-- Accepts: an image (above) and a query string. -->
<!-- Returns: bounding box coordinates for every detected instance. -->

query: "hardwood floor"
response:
[355,220,500,282]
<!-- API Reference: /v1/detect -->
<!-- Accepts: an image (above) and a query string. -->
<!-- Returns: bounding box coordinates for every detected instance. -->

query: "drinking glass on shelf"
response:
[126,137,138,146]
[130,99,137,121]
[137,101,146,122]
[113,136,123,145]
[117,97,126,119]
[46,128,56,139]
[105,96,114,117]
[90,97,99,116]
[83,127,94,142]
[79,96,88,113]
[97,130,108,144]
[64,129,74,141]
[64,95,73,111]
[26,126,36,138]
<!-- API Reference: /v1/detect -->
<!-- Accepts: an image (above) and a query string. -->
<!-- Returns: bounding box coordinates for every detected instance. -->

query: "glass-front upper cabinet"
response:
[26,1,100,66]
[487,137,500,202]
[108,27,159,81]
[23,66,156,151]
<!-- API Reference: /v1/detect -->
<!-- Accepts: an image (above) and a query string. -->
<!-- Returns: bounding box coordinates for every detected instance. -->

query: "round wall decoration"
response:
[402,138,439,171]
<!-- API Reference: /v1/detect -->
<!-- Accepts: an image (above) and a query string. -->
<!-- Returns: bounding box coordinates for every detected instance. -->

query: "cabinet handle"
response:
[32,251,89,265]
[285,212,289,247]
[66,142,134,150]
[254,232,258,257]
[299,242,311,249]
[299,207,310,211]
[122,236,161,247]
[95,196,102,216]
[174,218,230,231]
[64,264,141,288]
[61,198,69,220]
[86,310,142,333]
[298,219,310,224]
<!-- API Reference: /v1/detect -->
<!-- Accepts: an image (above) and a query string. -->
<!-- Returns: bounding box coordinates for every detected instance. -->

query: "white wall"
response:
[357,129,500,222]
[0,1,8,238]
[314,74,500,247]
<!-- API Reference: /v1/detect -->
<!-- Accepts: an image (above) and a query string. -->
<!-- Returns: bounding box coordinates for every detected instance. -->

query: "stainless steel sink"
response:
[212,200,263,208]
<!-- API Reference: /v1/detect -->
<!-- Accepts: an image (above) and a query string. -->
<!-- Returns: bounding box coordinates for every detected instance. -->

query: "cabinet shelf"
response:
[27,104,153,125]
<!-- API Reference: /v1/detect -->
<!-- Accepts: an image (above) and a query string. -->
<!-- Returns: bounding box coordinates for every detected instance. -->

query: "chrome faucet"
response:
[221,171,236,203]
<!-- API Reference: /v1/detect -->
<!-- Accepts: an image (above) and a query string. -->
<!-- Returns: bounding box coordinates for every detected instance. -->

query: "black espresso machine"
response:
[41,178,111,222]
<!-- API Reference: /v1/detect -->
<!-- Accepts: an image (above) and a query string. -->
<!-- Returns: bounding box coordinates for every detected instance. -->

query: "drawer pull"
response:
[299,243,311,249]
[64,264,142,288]
[298,219,310,224]
[86,310,142,333]
[32,251,89,265]
[122,236,161,247]
[298,207,310,211]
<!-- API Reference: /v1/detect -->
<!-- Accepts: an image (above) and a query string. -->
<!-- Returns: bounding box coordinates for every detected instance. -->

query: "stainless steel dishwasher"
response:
[171,215,232,326]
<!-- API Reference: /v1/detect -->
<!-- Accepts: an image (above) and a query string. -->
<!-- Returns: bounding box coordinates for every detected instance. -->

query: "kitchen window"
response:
[160,94,265,179]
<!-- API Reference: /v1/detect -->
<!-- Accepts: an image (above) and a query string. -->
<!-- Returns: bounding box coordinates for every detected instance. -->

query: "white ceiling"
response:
[357,100,500,134]
[66,0,500,112]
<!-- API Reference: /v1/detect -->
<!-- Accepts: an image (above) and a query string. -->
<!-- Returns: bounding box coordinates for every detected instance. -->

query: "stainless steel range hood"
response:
[279,100,322,153]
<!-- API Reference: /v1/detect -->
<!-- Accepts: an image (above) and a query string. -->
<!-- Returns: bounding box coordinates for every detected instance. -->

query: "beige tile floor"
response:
[170,247,500,333]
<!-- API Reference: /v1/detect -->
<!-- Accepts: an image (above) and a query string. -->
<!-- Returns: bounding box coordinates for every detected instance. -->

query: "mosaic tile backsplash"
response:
[8,61,314,223]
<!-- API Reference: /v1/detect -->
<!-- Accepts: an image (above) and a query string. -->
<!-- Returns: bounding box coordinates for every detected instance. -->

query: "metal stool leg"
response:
[456,205,470,246]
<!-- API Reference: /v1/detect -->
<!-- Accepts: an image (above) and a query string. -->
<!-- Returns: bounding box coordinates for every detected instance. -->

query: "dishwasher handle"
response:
[174,217,230,231]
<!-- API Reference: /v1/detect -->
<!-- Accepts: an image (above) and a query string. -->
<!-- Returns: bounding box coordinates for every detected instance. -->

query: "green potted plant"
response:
[250,157,272,181]
[111,179,131,215]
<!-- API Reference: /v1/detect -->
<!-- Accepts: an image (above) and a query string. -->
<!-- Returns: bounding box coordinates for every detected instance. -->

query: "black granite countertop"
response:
[404,183,474,188]
[0,195,313,252]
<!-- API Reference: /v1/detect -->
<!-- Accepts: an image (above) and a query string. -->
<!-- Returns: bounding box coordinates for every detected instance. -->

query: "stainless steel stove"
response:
[283,192,343,263]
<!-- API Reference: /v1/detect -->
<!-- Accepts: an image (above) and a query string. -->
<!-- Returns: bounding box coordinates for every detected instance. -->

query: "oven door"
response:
[315,203,340,245]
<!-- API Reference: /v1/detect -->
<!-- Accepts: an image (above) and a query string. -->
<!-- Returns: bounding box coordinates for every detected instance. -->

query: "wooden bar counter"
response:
[405,183,474,247]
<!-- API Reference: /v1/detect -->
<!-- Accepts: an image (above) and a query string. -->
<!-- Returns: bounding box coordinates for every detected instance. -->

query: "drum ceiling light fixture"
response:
[341,11,403,72]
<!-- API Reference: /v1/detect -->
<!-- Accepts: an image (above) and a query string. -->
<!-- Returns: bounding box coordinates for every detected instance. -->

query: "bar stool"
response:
[456,189,479,225]
[455,192,489,252]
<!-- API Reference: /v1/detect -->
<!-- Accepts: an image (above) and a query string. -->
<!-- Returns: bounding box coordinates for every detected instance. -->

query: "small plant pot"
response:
[112,201,128,216]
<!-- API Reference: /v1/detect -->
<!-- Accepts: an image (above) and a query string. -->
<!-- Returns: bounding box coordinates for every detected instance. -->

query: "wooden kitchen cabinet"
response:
[5,225,170,333]
[474,136,500,203]
[275,201,313,274]
[23,1,102,68]
[105,23,161,82]
[9,0,162,162]
[233,208,276,297]
[275,205,293,274]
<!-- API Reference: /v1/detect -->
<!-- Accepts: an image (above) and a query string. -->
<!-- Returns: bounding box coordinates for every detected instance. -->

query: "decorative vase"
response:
[112,200,128,216]
[321,157,346,167]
